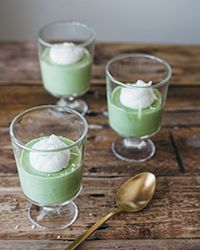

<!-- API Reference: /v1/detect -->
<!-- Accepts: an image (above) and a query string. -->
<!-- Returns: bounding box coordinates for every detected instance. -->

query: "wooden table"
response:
[0,42,200,250]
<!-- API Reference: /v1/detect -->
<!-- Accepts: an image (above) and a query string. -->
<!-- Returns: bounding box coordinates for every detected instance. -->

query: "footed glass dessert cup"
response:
[106,54,172,162]
[38,21,95,115]
[9,105,88,230]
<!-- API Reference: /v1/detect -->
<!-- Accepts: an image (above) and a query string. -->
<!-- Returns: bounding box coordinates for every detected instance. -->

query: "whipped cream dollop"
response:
[120,80,156,109]
[49,42,84,65]
[29,135,70,173]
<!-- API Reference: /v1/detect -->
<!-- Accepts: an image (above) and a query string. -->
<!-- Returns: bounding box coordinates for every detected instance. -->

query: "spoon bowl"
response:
[116,172,156,212]
[66,172,156,250]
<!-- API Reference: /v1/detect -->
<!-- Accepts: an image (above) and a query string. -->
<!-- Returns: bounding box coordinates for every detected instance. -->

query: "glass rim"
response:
[9,105,88,153]
[38,20,96,48]
[105,53,172,88]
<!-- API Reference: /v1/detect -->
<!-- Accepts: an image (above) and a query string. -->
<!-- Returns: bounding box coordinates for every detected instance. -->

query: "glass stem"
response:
[68,96,74,102]
[58,97,74,107]
[123,137,146,150]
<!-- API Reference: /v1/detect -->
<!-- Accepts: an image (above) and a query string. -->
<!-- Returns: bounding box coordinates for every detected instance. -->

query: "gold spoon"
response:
[66,172,156,250]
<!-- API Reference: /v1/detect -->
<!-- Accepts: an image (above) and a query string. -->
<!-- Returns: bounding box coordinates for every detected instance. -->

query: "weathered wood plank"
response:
[0,42,200,84]
[86,127,200,176]
[0,84,200,111]
[0,84,199,128]
[0,176,200,240]
[0,126,179,177]
[1,239,200,250]
[172,128,200,174]
[0,85,199,177]
[1,119,199,177]
[86,127,179,177]
[2,107,200,128]
[0,42,200,247]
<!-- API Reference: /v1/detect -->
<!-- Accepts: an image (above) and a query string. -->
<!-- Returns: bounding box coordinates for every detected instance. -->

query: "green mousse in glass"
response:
[40,47,92,97]
[108,86,163,137]
[18,137,83,205]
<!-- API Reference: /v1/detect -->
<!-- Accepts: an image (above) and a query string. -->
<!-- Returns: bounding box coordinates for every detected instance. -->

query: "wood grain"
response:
[0,84,200,111]
[2,127,200,177]
[172,128,200,174]
[0,127,179,177]
[2,123,199,177]
[0,42,200,85]
[1,239,200,250]
[0,84,199,127]
[0,176,200,241]
[0,42,200,249]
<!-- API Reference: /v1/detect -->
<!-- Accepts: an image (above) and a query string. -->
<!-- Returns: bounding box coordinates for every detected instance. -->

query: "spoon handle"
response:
[65,208,121,250]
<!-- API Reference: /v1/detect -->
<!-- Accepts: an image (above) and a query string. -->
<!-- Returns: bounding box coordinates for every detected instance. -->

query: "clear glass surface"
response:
[106,54,172,162]
[9,105,88,229]
[38,21,96,115]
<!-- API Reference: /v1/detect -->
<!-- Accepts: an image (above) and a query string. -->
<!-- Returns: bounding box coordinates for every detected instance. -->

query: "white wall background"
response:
[0,0,199,44]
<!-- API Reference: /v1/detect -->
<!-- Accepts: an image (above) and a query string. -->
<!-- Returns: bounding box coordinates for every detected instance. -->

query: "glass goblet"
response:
[38,21,95,115]
[106,54,172,162]
[10,105,88,230]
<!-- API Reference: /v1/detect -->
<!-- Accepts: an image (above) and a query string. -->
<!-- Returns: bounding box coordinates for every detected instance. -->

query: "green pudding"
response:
[108,86,163,137]
[18,137,83,205]
[40,48,92,97]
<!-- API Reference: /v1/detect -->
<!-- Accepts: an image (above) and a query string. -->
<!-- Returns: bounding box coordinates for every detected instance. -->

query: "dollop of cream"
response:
[29,135,70,173]
[120,80,156,109]
[49,42,84,65]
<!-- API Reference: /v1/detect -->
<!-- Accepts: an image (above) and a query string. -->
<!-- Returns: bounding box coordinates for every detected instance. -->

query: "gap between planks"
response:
[169,131,185,174]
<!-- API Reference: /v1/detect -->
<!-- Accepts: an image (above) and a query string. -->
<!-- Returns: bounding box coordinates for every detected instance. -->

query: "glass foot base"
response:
[57,98,88,116]
[112,137,155,163]
[28,201,78,230]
